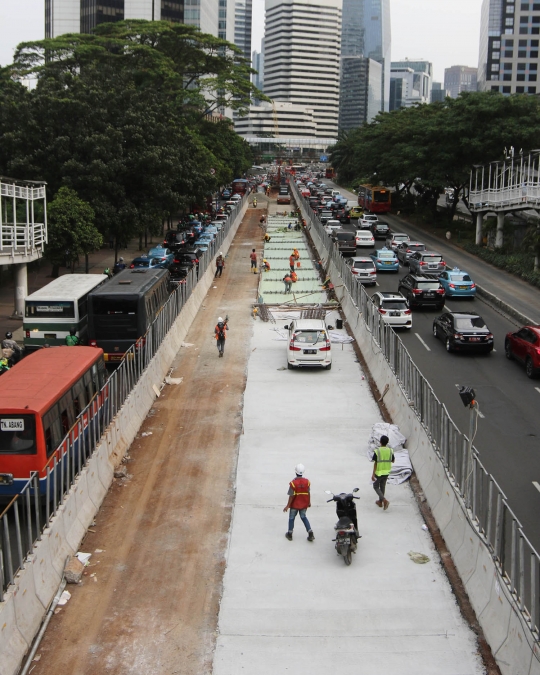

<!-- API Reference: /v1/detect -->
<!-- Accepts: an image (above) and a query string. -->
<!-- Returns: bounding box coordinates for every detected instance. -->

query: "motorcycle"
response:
[325,488,361,565]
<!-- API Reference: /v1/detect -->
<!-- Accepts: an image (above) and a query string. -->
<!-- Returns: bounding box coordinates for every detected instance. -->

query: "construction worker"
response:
[292,248,300,260]
[65,328,80,346]
[283,273,292,293]
[283,464,314,541]
[262,259,271,272]
[264,232,271,242]
[250,248,258,273]
[289,254,295,272]
[215,252,225,278]
[214,316,229,357]
[371,435,395,510]
[290,270,298,283]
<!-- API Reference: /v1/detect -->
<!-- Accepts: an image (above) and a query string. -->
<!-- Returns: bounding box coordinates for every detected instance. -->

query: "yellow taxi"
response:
[348,206,364,219]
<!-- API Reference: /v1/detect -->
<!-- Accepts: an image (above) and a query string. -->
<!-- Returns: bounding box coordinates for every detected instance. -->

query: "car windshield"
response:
[382,301,407,309]
[394,235,408,241]
[455,317,487,329]
[423,255,443,262]
[417,281,441,290]
[354,262,374,269]
[409,244,425,251]
[379,251,395,259]
[336,233,354,241]
[375,224,388,229]
[450,274,471,282]
[293,330,327,344]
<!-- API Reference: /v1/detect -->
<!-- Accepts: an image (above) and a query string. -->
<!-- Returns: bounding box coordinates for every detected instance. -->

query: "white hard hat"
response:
[295,463,305,475]
[220,252,223,256]
[218,317,223,322]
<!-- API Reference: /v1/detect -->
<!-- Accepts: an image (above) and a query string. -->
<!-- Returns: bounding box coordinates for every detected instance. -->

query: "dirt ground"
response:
[29,208,265,675]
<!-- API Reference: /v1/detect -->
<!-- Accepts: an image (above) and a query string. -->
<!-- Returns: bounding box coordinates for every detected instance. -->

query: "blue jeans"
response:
[288,508,311,533]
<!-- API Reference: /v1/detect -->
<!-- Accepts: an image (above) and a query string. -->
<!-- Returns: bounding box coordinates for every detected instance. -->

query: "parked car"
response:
[371,221,391,240]
[283,319,332,370]
[438,267,476,298]
[433,312,494,354]
[505,325,540,378]
[346,256,377,285]
[359,214,379,229]
[396,241,426,265]
[371,292,412,329]
[398,274,446,310]
[332,230,357,256]
[370,247,399,272]
[409,251,447,275]
[355,230,375,248]
[385,232,410,251]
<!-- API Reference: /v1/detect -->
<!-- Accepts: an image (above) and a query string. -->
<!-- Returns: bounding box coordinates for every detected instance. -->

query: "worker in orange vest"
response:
[283,464,314,541]
[289,254,295,272]
[290,270,298,282]
[293,248,300,260]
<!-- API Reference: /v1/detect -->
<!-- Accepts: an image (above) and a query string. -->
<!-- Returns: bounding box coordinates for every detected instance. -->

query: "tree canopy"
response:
[330,91,540,217]
[0,21,255,252]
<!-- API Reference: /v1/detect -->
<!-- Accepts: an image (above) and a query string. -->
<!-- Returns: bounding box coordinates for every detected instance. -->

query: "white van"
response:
[284,319,332,370]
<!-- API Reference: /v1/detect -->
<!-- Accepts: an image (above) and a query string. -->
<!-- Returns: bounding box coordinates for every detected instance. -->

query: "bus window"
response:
[83,370,95,402]
[25,301,75,319]
[71,380,87,417]
[0,414,36,454]
[78,296,88,320]
[43,406,63,456]
[97,359,107,388]
[59,392,75,435]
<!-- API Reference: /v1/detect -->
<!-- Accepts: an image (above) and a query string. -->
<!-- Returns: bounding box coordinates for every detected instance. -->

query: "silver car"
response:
[396,241,426,265]
[385,233,410,251]
[346,256,377,285]
[409,251,447,275]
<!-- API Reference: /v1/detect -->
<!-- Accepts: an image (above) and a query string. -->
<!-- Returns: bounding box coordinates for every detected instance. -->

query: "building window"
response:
[534,2,540,7]
[505,39,515,45]
[529,86,537,92]
[522,2,530,7]
[521,15,530,22]
[494,40,501,47]
[492,64,500,71]
[519,39,528,45]
[519,50,527,56]
[533,26,540,32]
[517,73,526,79]
[534,16,540,21]
[506,18,515,25]
[516,86,525,91]
[520,27,530,33]
[518,62,527,69]
[532,39,540,44]
[531,50,539,56]
[505,49,514,56]
[504,62,513,70]
[503,85,511,93]
[504,73,512,80]
[491,85,500,91]
[531,62,538,68]
[493,51,501,59]
[529,73,538,79]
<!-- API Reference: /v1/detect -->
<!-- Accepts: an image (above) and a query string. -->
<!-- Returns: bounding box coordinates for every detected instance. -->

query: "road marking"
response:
[536,388,540,395]
[533,481,540,494]
[415,334,431,351]
[477,410,485,419]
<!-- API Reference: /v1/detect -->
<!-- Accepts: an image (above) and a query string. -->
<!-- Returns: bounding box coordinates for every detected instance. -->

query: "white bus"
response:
[24,274,108,350]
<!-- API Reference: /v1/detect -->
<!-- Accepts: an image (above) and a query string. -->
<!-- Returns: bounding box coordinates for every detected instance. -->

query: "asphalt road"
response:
[324,181,540,551]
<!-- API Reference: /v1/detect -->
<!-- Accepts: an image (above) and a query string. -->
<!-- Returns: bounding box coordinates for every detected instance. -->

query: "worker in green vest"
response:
[371,435,395,510]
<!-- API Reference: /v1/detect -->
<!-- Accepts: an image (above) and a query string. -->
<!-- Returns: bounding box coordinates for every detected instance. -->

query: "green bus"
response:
[24,274,108,350]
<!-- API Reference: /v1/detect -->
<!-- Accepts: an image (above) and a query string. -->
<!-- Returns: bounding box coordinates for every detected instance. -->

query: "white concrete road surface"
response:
[213,314,484,675]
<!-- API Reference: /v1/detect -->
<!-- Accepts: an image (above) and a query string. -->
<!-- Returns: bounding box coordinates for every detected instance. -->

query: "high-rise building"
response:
[234,0,252,61]
[263,0,342,137]
[46,0,217,39]
[389,59,432,110]
[339,57,382,129]
[431,81,448,103]
[478,0,540,95]
[444,65,478,98]
[339,0,391,114]
[252,49,264,91]
[235,101,317,137]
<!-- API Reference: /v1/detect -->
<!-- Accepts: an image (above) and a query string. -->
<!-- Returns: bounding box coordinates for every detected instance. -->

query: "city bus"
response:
[23,274,108,350]
[0,346,107,498]
[231,178,249,195]
[88,268,170,363]
[357,185,391,214]
[325,167,335,179]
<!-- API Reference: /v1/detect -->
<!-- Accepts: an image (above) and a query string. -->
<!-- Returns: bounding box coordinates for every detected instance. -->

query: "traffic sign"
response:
[320,155,328,162]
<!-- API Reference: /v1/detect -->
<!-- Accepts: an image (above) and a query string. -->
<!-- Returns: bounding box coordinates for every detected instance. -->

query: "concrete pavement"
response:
[213,314,484,675]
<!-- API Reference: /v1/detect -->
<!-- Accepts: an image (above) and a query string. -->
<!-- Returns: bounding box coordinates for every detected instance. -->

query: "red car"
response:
[505,325,540,378]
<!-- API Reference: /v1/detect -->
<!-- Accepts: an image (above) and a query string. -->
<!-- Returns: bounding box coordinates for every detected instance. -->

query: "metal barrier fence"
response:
[0,194,247,599]
[291,180,540,639]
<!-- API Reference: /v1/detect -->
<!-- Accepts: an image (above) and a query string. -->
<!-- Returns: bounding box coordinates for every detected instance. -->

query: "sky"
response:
[0,0,483,82]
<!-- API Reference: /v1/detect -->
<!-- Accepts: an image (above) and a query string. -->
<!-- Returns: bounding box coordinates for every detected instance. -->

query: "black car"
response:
[398,274,446,310]
[371,221,391,240]
[164,230,188,250]
[433,312,494,354]
[337,210,350,224]
[174,252,199,268]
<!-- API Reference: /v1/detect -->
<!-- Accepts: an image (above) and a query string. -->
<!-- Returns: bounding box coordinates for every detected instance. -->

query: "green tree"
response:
[46,187,103,277]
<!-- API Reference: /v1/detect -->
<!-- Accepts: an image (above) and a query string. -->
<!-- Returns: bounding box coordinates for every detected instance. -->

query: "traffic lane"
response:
[382,212,540,325]
[367,255,540,545]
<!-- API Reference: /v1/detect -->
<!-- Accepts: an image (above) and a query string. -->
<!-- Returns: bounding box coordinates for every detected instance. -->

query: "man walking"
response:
[283,464,314,541]
[371,435,395,510]
[283,273,292,293]
[215,252,225,278]
[250,248,258,273]
[214,316,228,357]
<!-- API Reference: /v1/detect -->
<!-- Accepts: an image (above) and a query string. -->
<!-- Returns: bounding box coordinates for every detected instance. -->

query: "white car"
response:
[230,193,242,201]
[324,220,342,235]
[371,292,412,329]
[359,214,379,229]
[346,256,377,285]
[284,319,332,370]
[355,230,375,247]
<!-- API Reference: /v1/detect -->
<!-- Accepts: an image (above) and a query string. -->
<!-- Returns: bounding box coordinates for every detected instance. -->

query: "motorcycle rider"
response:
[283,464,315,542]
[2,332,22,364]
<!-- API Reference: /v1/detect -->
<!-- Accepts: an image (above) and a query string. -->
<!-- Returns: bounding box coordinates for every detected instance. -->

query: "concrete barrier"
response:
[294,189,540,675]
[0,199,248,675]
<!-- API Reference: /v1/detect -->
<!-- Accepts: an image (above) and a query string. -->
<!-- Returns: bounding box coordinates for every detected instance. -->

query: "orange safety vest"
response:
[290,477,310,509]
[289,256,294,266]
[291,272,298,282]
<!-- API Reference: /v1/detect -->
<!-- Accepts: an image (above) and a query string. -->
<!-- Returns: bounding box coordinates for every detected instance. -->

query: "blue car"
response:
[129,255,170,270]
[370,247,399,272]
[438,267,477,297]
[148,246,175,266]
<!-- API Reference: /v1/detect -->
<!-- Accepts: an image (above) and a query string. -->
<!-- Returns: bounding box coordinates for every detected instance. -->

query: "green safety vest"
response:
[65,335,80,346]
[374,446,393,476]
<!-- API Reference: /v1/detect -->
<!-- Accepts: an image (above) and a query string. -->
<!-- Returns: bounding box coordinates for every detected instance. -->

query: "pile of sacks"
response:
[366,422,412,485]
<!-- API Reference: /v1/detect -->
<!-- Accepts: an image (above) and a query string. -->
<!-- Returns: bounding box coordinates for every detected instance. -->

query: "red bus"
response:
[325,167,335,179]
[231,179,249,195]
[0,347,107,499]
[357,185,391,214]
